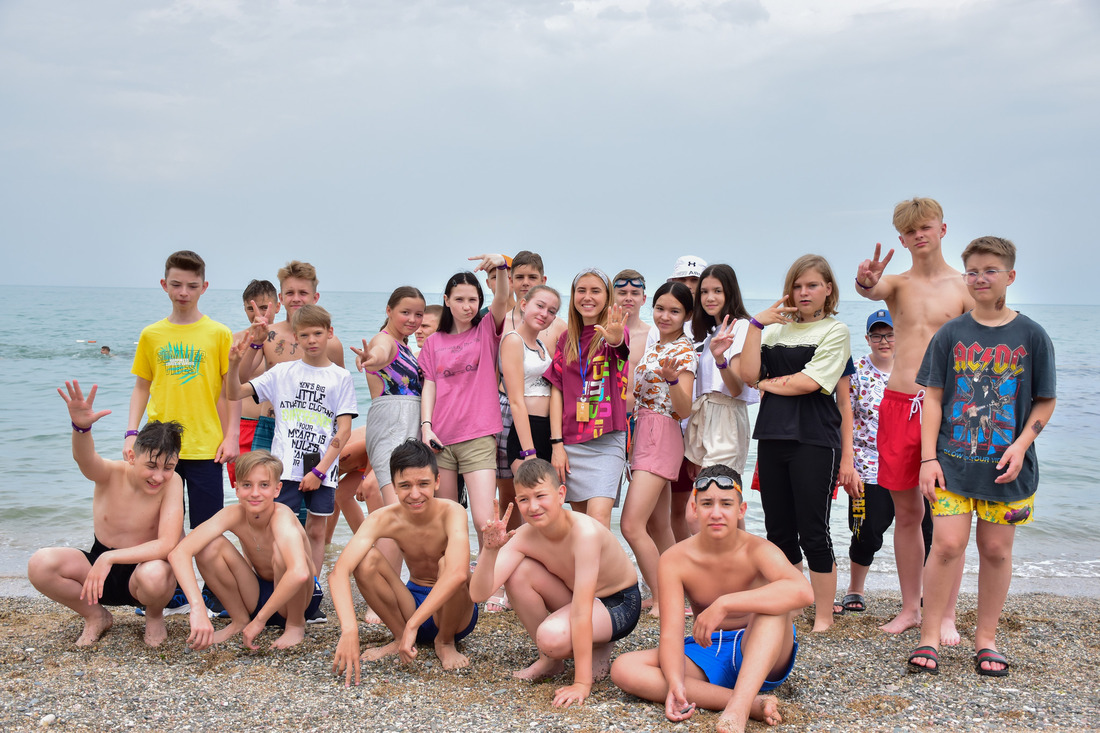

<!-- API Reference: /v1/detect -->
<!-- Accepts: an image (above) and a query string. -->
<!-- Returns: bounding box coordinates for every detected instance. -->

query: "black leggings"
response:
[847,483,933,567]
[757,440,839,574]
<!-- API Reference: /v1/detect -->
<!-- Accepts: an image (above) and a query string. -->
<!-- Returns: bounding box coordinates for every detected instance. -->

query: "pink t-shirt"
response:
[420,315,504,445]
[545,325,631,445]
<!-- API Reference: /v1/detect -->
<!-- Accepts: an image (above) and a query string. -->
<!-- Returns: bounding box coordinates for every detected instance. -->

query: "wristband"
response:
[749,317,765,330]
[519,448,537,458]
[310,467,326,480]
[549,438,564,445]
[715,358,729,370]
[125,429,139,438]
[920,458,938,464]
[421,420,432,426]
[666,378,679,386]
[72,422,91,433]
[249,342,264,350]
[855,277,873,291]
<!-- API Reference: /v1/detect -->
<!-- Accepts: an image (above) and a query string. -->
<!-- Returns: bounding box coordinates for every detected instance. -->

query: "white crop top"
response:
[502,331,552,398]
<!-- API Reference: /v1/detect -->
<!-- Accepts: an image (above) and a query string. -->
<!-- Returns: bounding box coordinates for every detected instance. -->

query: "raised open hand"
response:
[482,498,516,550]
[856,243,894,289]
[593,303,625,346]
[656,353,686,384]
[58,380,112,429]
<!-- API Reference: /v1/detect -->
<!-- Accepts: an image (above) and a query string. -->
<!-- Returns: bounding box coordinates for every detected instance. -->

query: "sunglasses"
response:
[613,278,645,289]
[692,475,742,492]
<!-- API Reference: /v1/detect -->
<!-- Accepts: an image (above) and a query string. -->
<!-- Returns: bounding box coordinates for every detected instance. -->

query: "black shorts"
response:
[600,582,641,642]
[82,537,139,606]
[506,415,553,465]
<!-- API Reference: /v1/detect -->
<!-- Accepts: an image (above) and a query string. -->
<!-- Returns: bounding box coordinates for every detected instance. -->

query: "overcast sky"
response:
[1,0,1096,303]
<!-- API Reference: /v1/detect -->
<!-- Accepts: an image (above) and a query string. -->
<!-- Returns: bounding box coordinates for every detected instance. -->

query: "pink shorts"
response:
[630,408,684,481]
[876,389,923,492]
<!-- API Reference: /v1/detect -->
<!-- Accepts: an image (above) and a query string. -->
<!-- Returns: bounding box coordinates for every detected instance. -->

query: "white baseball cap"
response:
[670,255,707,279]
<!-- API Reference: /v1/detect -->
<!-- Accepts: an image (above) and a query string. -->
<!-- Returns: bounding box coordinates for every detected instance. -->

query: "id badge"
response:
[576,399,590,422]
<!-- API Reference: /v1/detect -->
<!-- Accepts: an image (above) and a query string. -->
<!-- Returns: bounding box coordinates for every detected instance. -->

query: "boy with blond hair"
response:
[228,304,357,598]
[855,198,972,640]
[30,382,184,647]
[907,236,1055,676]
[169,450,320,650]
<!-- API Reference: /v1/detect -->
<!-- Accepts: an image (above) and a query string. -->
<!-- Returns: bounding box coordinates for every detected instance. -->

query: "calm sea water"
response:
[1,286,1094,595]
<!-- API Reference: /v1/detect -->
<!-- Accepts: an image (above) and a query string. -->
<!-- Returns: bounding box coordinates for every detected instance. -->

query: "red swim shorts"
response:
[227,417,259,488]
[876,389,923,492]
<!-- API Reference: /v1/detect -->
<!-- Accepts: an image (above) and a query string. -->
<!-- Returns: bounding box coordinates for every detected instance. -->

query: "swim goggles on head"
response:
[613,277,645,289]
[692,475,742,493]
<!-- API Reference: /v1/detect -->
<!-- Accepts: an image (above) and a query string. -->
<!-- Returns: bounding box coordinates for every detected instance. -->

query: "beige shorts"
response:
[683,392,750,474]
[436,435,498,473]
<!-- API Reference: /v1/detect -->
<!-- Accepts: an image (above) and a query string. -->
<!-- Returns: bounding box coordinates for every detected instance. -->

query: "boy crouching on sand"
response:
[610,465,813,733]
[29,381,184,647]
[331,440,477,685]
[471,459,641,708]
[907,236,1056,677]
[168,451,320,650]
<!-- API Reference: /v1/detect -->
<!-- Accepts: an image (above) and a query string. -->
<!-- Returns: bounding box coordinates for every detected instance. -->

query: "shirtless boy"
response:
[29,381,184,647]
[331,439,477,684]
[503,251,567,344]
[414,305,443,351]
[471,459,641,707]
[610,465,813,733]
[855,197,972,640]
[228,279,280,488]
[168,450,320,650]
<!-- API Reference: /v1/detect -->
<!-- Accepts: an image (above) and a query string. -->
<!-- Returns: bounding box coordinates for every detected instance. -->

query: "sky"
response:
[1,0,1097,304]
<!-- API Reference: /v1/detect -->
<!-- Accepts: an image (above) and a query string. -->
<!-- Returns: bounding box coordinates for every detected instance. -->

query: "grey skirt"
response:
[563,430,627,503]
[363,394,421,488]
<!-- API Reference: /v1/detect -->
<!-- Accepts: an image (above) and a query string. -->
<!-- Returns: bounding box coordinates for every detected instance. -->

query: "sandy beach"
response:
[3,588,1098,732]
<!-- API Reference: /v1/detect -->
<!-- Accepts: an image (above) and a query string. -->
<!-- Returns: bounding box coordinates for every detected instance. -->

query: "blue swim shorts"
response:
[683,625,798,692]
[406,579,478,645]
[252,575,323,628]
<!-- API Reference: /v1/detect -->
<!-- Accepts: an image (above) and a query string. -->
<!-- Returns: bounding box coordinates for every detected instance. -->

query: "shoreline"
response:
[3,590,1098,732]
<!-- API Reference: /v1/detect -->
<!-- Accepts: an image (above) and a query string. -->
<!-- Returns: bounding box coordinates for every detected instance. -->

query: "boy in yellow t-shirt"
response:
[127,250,237,614]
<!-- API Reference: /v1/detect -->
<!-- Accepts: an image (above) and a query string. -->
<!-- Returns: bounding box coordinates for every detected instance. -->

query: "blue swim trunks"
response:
[252,575,323,628]
[683,625,798,692]
[406,579,478,645]
[251,415,275,452]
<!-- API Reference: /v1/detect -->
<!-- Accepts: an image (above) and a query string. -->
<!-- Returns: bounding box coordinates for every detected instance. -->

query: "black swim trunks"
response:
[81,537,140,606]
[600,582,642,642]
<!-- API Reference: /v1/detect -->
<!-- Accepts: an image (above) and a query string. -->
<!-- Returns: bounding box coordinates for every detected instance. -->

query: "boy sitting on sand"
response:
[471,459,641,708]
[29,381,184,647]
[168,450,320,650]
[610,465,813,733]
[331,439,477,685]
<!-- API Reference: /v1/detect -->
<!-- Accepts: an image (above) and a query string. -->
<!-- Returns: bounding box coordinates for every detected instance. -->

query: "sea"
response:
[1,286,1095,596]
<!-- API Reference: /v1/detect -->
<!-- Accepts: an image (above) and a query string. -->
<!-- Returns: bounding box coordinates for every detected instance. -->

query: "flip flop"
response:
[908,645,940,675]
[842,593,866,613]
[975,648,1010,677]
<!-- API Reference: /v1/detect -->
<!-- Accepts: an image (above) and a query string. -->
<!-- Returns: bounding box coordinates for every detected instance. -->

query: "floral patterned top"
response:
[634,334,698,419]
[849,354,889,483]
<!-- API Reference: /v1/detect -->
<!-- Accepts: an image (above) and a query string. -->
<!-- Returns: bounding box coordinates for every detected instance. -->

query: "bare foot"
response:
[752,694,782,726]
[591,642,613,681]
[76,606,113,647]
[811,609,835,632]
[212,623,246,646]
[361,608,383,625]
[513,654,565,681]
[880,610,921,634]
[940,617,961,646]
[647,605,660,619]
[271,624,305,649]
[143,616,168,647]
[435,640,470,670]
[361,640,400,662]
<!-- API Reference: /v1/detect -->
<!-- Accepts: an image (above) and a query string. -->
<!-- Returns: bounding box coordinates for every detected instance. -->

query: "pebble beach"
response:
[3,588,1098,732]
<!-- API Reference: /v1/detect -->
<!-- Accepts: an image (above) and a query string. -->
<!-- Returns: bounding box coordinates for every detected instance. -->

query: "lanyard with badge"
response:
[577,341,591,422]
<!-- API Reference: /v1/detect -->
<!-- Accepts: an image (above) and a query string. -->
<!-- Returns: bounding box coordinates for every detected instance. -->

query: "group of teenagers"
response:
[30,195,1056,731]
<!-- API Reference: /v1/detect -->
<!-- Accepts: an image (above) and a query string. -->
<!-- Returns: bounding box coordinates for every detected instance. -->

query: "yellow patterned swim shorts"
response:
[930,487,1035,526]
